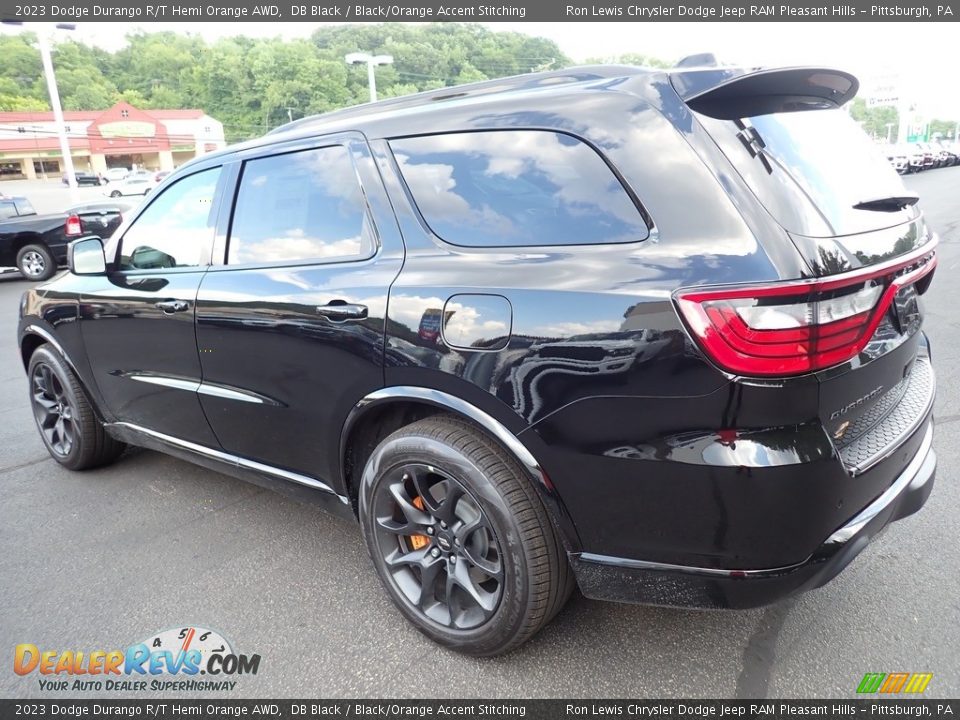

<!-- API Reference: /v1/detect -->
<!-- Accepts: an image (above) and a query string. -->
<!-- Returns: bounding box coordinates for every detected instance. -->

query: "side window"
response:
[14,198,36,215]
[0,202,17,220]
[389,130,649,248]
[227,145,374,266]
[117,167,221,271]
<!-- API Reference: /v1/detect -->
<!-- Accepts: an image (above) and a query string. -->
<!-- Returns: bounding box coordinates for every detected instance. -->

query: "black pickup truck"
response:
[0,196,129,280]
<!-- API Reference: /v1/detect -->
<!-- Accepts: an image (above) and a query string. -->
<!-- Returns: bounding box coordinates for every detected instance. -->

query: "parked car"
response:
[883,144,908,174]
[913,142,937,170]
[18,64,938,656]
[102,167,131,183]
[61,171,103,187]
[103,177,155,197]
[929,141,957,168]
[1,196,127,280]
[900,143,927,173]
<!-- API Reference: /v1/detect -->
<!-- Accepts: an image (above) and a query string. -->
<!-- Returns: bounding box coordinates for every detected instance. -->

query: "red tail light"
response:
[674,242,938,377]
[65,214,82,236]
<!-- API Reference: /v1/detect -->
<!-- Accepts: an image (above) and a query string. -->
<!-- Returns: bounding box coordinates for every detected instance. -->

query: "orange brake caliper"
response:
[409,496,430,550]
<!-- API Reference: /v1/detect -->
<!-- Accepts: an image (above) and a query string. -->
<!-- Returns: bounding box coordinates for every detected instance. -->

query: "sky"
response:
[5,21,959,118]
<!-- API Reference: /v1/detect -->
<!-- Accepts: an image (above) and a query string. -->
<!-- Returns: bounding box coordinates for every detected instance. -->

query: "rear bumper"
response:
[570,421,935,609]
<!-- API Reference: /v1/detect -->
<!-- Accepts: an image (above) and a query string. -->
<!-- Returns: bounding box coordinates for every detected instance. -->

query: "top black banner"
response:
[0,0,958,22]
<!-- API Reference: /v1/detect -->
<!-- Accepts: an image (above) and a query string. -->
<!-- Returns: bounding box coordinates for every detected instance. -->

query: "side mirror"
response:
[67,237,106,276]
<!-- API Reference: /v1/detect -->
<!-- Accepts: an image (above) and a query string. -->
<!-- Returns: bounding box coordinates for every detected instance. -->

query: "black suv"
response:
[18,65,937,656]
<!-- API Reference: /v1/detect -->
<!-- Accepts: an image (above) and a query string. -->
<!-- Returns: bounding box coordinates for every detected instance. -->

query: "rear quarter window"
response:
[389,130,649,248]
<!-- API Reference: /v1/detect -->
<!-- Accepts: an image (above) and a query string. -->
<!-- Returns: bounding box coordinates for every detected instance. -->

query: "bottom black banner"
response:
[0,700,957,720]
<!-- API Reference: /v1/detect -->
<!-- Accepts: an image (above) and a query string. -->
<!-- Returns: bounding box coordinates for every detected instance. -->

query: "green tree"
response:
[0,24,580,139]
[850,97,899,141]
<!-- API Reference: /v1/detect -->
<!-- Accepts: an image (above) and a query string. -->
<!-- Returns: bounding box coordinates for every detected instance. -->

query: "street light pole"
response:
[366,61,378,103]
[345,52,394,103]
[37,29,77,190]
[3,21,78,188]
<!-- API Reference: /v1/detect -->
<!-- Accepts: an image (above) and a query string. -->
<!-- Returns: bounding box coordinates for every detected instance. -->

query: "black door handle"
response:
[155,299,190,314]
[316,301,368,322]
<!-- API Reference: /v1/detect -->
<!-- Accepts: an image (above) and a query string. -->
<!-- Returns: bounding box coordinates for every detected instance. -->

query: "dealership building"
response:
[0,101,226,180]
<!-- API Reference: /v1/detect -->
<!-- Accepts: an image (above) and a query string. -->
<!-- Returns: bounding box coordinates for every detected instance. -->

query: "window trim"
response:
[387,128,653,251]
[213,138,381,272]
[110,165,228,276]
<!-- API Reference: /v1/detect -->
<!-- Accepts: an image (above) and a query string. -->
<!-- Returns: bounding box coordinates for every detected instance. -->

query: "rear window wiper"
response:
[853,194,919,212]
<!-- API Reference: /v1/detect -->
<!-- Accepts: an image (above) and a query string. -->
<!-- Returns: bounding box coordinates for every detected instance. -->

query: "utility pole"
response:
[37,29,77,190]
[2,21,77,188]
[345,52,394,103]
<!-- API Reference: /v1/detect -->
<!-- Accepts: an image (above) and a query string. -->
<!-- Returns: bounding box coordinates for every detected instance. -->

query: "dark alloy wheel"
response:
[27,345,125,471]
[359,415,574,656]
[370,462,503,629]
[31,361,77,457]
[110,190,122,198]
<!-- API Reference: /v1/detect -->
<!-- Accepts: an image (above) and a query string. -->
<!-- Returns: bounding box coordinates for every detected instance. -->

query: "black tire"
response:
[359,414,573,656]
[28,344,125,471]
[110,190,122,198]
[16,243,56,282]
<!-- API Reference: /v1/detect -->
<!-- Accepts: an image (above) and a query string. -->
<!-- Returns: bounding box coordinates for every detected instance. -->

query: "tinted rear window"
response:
[698,109,918,238]
[14,199,35,215]
[390,130,649,248]
[228,145,374,266]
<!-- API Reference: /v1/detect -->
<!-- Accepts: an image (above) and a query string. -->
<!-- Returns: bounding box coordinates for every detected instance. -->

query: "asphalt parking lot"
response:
[1,169,958,700]
[1,178,146,216]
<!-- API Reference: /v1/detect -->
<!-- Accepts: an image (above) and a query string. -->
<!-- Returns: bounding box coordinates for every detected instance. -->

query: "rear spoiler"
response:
[671,67,859,120]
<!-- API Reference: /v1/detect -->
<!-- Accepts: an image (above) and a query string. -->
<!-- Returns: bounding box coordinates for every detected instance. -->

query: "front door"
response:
[80,166,227,445]
[195,136,404,486]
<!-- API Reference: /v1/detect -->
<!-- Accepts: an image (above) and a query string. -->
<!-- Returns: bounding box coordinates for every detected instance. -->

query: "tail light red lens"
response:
[65,214,82,236]
[674,243,938,377]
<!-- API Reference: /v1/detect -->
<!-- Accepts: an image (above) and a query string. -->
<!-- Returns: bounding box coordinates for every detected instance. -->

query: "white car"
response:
[103,167,130,183]
[103,177,156,198]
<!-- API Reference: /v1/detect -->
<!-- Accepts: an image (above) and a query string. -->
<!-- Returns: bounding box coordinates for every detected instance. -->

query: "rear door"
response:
[194,133,404,485]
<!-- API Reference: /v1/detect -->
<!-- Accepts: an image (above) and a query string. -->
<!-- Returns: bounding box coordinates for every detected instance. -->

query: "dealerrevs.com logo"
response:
[14,626,261,692]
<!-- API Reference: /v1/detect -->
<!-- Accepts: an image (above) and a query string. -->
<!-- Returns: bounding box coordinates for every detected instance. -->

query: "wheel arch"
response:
[20,330,46,371]
[340,386,582,552]
[20,325,97,407]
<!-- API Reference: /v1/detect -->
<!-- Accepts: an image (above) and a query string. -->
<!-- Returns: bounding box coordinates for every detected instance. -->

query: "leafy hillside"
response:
[0,24,570,142]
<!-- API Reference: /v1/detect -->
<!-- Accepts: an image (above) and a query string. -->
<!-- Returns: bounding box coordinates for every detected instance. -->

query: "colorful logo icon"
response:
[857,673,933,694]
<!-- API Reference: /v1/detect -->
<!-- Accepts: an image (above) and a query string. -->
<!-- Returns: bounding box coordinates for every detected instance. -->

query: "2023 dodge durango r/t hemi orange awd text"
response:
[18,64,937,656]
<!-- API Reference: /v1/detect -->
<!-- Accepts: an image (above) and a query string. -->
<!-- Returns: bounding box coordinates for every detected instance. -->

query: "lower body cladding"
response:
[570,422,935,608]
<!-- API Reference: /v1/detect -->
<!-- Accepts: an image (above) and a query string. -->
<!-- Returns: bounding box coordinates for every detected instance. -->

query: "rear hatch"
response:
[671,67,937,474]
[76,205,127,238]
